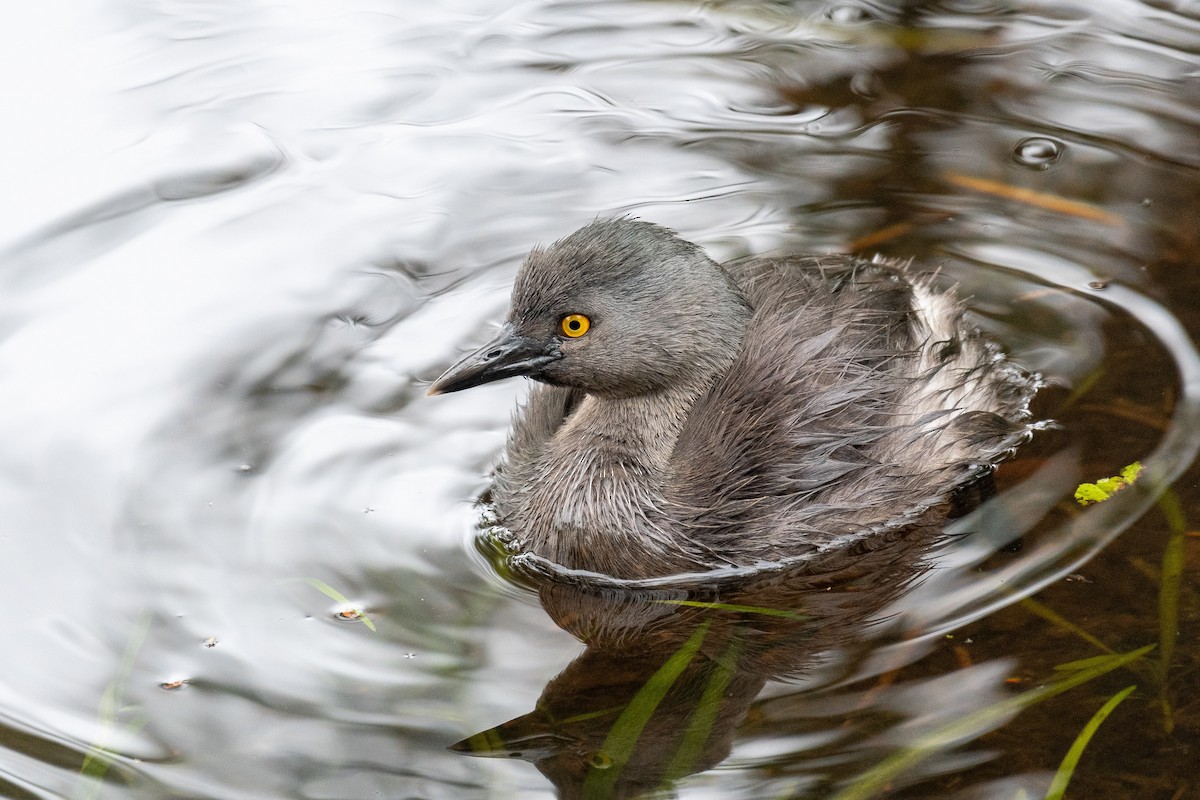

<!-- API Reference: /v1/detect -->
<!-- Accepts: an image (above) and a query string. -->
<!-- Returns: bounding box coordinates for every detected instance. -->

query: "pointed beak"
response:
[427,323,561,395]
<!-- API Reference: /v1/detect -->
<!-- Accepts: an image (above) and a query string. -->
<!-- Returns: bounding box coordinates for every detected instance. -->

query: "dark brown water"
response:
[1,1,1198,798]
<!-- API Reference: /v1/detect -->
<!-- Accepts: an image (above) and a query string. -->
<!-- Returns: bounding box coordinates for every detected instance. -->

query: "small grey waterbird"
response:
[429,219,1037,579]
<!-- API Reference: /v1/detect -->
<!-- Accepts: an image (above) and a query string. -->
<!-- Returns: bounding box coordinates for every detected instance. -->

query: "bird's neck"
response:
[559,379,710,471]
[527,362,739,577]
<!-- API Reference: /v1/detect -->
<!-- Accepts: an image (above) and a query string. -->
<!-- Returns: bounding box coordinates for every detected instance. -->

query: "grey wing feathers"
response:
[667,257,1035,561]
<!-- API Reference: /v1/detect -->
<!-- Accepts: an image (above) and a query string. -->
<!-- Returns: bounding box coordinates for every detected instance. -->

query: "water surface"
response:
[1,1,1199,798]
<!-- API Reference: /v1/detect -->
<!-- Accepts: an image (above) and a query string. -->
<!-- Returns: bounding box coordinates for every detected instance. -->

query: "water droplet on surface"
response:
[1012,137,1063,170]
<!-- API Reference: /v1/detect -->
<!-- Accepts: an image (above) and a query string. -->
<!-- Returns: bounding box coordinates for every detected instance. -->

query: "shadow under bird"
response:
[429,218,1038,580]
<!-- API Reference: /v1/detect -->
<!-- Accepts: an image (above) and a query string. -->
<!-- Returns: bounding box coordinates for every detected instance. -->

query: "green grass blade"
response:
[1156,488,1186,732]
[831,644,1154,800]
[293,577,376,631]
[298,576,352,603]
[582,622,710,799]
[1019,597,1113,655]
[1053,652,1141,673]
[76,611,153,799]
[663,635,742,782]
[652,598,809,621]
[1044,684,1136,800]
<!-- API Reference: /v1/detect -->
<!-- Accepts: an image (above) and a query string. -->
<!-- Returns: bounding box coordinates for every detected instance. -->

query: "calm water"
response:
[2,1,1199,798]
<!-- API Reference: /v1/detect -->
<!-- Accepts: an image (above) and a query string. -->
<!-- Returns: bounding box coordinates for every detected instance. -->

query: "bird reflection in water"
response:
[452,515,956,799]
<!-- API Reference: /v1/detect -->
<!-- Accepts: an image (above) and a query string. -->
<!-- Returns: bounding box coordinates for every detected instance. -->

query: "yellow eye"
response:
[560,313,590,338]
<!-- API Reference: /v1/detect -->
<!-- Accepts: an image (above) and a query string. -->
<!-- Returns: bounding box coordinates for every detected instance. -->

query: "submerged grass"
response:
[652,598,809,621]
[1044,685,1137,800]
[74,578,380,796]
[1018,596,1115,655]
[816,473,1192,798]
[74,612,153,800]
[582,621,711,799]
[995,477,1193,798]
[1028,483,1189,734]
[663,635,742,782]
[828,645,1154,800]
[1153,489,1186,733]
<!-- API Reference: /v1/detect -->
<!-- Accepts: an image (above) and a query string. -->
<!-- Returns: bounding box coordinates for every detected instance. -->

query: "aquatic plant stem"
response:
[583,621,712,799]
[1044,685,1137,800]
[828,644,1153,800]
[1155,488,1186,733]
[1018,597,1114,655]
[76,612,153,800]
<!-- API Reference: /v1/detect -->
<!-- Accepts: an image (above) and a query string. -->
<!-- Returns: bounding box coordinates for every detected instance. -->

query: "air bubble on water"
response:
[827,5,872,24]
[1012,137,1063,170]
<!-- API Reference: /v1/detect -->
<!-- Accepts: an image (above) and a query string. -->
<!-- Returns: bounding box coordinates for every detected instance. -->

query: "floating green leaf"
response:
[1074,461,1142,505]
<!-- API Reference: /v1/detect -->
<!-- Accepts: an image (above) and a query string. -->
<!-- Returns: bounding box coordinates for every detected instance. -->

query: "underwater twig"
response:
[943,173,1122,225]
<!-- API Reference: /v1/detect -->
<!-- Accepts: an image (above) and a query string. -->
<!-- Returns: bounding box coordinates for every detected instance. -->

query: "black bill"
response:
[427,323,560,395]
